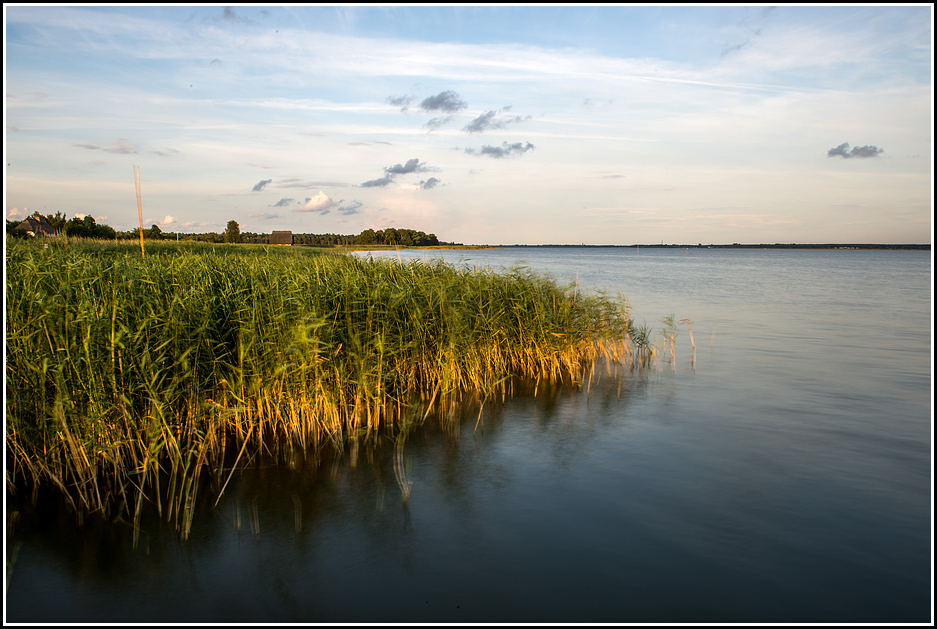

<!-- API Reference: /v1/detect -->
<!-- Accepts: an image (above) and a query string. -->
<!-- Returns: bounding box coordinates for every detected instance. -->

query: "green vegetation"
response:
[224,220,241,244]
[5,238,652,536]
[182,226,443,247]
[6,212,453,247]
[6,211,115,240]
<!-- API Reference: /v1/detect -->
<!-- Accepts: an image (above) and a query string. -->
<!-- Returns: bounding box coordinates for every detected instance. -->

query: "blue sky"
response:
[4,5,932,244]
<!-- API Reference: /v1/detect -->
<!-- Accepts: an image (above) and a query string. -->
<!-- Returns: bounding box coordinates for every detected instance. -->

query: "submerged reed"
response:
[6,239,651,534]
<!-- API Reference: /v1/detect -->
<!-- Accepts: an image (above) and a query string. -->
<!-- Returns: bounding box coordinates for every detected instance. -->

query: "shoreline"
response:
[333,243,930,252]
[467,243,931,251]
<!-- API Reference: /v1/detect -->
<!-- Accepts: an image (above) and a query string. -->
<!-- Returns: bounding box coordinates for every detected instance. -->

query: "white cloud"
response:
[6,207,28,221]
[296,191,336,213]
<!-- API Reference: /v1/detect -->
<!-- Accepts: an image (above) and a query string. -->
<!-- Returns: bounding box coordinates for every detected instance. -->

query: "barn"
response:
[270,231,293,246]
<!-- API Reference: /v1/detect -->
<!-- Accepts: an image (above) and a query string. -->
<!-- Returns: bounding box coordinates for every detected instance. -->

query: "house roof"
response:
[15,217,57,235]
[270,230,293,245]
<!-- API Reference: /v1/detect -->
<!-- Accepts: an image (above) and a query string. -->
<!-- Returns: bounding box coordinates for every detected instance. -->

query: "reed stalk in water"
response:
[680,318,696,366]
[660,313,679,366]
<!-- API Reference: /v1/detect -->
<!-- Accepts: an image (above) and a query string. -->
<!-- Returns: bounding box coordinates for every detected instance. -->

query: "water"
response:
[5,248,932,623]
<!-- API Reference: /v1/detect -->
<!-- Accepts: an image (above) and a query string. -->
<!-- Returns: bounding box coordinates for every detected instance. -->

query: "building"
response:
[14,217,57,237]
[270,230,293,246]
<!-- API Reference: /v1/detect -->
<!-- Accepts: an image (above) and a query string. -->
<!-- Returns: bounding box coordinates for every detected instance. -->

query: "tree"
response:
[95,224,117,239]
[41,211,67,233]
[142,224,162,240]
[64,215,95,238]
[56,214,119,239]
[225,220,241,244]
[356,228,376,245]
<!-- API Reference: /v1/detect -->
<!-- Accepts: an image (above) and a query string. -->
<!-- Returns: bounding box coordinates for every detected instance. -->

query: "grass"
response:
[6,238,655,536]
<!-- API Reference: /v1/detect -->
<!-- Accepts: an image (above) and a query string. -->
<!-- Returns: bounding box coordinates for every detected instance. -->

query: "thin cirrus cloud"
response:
[275,178,350,189]
[827,143,884,158]
[10,9,927,95]
[74,138,176,157]
[75,138,140,154]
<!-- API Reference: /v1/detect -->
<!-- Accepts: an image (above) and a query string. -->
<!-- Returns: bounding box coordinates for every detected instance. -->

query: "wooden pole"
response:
[133,165,144,257]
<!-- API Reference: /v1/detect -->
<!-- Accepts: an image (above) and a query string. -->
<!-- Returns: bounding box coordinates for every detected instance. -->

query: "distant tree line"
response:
[6,211,116,239]
[169,226,443,246]
[354,228,439,246]
[7,213,448,247]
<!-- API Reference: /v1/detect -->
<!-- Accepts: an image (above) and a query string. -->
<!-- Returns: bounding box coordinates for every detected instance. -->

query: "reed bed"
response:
[6,239,652,534]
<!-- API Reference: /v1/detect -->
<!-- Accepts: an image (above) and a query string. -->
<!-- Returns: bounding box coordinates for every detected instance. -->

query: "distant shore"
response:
[329,244,495,252]
[341,243,930,252]
[476,243,930,251]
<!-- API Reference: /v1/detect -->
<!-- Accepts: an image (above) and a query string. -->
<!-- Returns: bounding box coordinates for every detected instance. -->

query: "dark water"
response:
[5,248,932,623]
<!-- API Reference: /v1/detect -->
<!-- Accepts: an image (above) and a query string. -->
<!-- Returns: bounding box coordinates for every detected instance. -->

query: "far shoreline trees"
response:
[7,212,446,247]
[6,211,116,240]
[357,228,438,247]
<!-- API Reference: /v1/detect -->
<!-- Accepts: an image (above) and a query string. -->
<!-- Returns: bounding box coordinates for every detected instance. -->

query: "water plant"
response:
[627,319,654,367]
[660,313,679,366]
[6,239,655,536]
[680,318,696,365]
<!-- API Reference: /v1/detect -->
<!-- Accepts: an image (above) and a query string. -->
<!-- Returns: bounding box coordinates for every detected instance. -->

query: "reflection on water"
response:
[6,249,931,623]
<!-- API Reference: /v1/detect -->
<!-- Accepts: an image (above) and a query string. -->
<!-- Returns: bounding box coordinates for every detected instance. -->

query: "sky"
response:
[3,5,933,245]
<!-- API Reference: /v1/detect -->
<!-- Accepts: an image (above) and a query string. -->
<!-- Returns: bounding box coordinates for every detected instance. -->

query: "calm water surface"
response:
[6,248,932,623]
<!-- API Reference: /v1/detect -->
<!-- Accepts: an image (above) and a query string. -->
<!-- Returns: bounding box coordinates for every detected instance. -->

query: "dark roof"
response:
[270,230,293,245]
[15,217,57,235]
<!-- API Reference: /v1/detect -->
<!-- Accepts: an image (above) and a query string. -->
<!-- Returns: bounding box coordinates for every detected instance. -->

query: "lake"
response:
[5,247,932,623]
